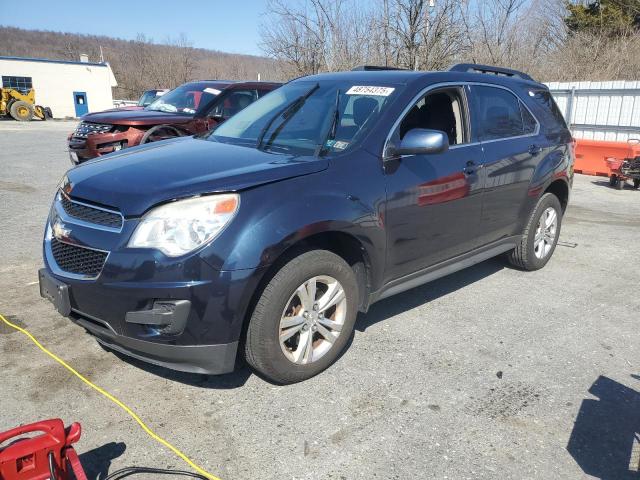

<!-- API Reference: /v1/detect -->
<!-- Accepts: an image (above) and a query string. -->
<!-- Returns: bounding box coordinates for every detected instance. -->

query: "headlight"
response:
[128,194,239,257]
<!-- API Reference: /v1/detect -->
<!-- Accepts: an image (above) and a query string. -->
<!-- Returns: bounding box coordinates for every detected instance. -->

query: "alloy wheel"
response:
[534,207,558,259]
[278,275,347,365]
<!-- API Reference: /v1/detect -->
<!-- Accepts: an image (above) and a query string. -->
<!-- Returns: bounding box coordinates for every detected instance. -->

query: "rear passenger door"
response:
[469,84,543,246]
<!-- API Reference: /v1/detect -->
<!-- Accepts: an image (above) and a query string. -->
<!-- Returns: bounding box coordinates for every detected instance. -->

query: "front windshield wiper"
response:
[256,83,320,151]
[316,88,341,156]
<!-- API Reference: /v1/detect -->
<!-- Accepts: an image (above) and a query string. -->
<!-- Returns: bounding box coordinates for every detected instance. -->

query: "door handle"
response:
[529,144,542,155]
[463,160,479,175]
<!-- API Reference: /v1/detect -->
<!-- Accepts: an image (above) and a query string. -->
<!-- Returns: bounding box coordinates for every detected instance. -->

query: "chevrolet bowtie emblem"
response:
[52,219,71,241]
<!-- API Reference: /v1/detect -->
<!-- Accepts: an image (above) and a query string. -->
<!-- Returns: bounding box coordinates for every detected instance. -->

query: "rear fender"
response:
[517,144,571,231]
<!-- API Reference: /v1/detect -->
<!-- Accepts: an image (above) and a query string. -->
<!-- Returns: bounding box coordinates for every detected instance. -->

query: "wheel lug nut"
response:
[313,304,319,311]
[303,312,309,318]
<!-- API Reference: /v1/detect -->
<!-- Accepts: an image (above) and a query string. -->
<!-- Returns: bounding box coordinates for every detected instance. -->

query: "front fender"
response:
[200,166,386,288]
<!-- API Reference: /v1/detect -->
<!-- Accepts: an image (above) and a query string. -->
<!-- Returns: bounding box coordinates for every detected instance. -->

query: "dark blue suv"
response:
[39,64,573,384]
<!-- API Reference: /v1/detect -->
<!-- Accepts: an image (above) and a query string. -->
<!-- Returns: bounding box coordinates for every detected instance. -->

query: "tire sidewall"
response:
[249,250,358,383]
[525,194,563,269]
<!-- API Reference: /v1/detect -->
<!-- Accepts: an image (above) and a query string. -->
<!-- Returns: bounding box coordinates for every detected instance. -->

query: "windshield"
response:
[146,83,221,115]
[209,80,400,155]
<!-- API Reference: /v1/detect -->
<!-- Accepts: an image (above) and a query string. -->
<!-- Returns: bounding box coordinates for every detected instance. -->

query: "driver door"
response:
[383,85,485,281]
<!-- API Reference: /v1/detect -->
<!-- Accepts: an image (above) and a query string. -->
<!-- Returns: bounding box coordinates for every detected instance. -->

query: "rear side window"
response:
[522,105,537,134]
[473,86,537,141]
[528,90,568,132]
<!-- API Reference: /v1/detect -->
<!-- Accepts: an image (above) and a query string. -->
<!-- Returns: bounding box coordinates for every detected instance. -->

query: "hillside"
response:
[0,26,286,99]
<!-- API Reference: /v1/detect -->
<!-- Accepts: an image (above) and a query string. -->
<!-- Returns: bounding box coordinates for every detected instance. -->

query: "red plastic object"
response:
[0,419,87,480]
[574,138,640,176]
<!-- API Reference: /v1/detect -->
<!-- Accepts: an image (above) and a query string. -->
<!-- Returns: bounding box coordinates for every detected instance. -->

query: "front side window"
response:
[208,89,258,119]
[209,80,401,156]
[473,85,537,140]
[396,87,468,146]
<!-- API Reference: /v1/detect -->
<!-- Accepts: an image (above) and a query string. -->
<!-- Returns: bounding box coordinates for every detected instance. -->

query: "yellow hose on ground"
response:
[0,312,222,480]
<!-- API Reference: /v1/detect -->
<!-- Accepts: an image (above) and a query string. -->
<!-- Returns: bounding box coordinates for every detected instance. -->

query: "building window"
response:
[2,76,33,92]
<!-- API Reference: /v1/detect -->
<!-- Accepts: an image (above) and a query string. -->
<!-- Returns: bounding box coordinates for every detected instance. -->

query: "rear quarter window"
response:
[526,89,568,133]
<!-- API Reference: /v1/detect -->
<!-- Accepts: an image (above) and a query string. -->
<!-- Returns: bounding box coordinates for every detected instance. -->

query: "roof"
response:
[300,68,545,90]
[0,55,111,68]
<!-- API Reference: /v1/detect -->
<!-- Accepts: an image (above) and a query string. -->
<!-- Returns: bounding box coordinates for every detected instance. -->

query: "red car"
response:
[68,80,281,163]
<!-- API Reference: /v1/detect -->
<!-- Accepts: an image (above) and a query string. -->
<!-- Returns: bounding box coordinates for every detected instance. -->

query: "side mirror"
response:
[386,128,449,159]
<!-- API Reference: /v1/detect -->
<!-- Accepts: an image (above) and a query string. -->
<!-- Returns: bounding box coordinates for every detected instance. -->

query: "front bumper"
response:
[39,257,263,374]
[73,310,238,375]
[68,129,143,163]
[41,195,266,374]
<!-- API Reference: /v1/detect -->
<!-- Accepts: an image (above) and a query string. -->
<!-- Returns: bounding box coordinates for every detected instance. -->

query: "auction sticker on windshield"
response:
[346,86,395,96]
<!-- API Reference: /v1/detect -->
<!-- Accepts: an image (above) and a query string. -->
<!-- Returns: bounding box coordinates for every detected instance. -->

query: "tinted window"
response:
[209,89,258,118]
[528,89,568,132]
[474,86,526,140]
[521,103,537,134]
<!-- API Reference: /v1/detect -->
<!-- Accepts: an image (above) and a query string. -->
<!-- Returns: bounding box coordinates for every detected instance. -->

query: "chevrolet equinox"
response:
[40,64,573,384]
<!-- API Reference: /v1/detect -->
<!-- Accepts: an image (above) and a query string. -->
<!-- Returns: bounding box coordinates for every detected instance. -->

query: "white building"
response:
[0,56,118,118]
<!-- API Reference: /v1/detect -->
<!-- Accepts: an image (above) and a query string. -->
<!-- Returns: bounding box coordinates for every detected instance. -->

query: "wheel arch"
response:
[246,231,373,321]
[543,178,569,212]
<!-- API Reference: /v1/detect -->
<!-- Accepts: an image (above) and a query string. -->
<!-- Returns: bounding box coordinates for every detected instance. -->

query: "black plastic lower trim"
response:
[71,315,238,375]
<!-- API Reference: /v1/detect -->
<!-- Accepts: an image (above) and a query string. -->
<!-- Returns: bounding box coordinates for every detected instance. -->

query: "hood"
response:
[81,108,193,126]
[66,137,328,216]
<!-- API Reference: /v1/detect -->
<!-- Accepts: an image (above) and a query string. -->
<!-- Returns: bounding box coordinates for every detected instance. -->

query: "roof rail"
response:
[449,63,534,82]
[351,65,408,71]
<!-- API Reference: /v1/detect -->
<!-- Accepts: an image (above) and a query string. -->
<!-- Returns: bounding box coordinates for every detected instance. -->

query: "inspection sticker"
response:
[326,139,350,150]
[204,88,222,95]
[346,86,395,96]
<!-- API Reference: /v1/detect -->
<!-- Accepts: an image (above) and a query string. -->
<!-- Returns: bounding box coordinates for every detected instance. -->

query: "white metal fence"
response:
[546,81,640,142]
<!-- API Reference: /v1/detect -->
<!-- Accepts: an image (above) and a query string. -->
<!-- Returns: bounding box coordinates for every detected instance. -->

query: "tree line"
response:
[1,1,638,102]
[0,26,287,99]
[260,0,640,81]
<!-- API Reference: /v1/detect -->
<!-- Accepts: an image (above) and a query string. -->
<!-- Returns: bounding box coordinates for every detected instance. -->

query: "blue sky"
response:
[3,0,269,56]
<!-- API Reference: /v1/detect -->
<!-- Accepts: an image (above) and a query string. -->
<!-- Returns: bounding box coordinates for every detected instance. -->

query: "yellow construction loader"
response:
[0,88,52,121]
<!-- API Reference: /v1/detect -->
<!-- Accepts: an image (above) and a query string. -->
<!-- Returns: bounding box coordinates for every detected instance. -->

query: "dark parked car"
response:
[41,64,573,384]
[67,80,281,163]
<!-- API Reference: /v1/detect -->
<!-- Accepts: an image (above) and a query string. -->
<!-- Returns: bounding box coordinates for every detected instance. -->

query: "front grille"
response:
[50,238,108,277]
[73,121,113,138]
[60,194,123,229]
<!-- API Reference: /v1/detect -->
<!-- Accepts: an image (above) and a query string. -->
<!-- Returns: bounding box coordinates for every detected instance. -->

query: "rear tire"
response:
[9,101,33,121]
[633,179,640,189]
[508,193,562,271]
[244,250,358,384]
[609,175,618,187]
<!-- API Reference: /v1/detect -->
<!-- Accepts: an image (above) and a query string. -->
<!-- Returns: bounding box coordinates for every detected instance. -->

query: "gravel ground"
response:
[1,120,639,480]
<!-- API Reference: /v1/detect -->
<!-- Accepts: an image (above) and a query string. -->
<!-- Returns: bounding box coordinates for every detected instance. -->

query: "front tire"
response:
[244,250,358,384]
[10,101,33,121]
[508,193,562,271]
